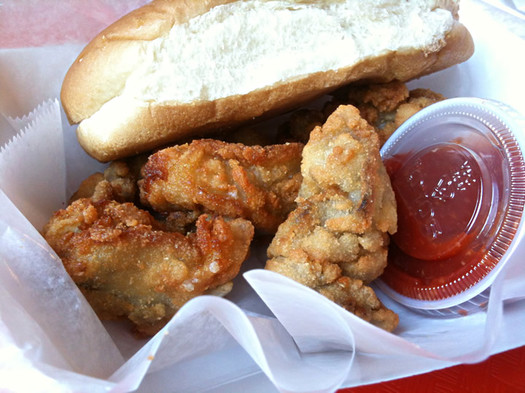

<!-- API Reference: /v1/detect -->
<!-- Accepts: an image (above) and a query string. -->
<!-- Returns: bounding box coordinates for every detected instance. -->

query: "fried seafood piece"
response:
[139,139,304,233]
[265,105,399,332]
[277,108,326,144]
[43,198,254,335]
[343,81,445,145]
[71,155,147,203]
[278,81,444,146]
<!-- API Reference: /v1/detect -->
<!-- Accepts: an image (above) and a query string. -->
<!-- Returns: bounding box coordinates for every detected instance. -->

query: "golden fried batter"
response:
[277,108,326,144]
[344,81,445,145]
[266,105,399,332]
[278,81,444,146]
[43,198,254,335]
[70,155,147,204]
[139,139,303,233]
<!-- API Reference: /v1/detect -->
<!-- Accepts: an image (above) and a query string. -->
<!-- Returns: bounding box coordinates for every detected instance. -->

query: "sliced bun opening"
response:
[123,0,456,103]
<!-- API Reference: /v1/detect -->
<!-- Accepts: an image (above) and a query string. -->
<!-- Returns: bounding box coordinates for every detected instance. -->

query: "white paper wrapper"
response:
[1,1,525,392]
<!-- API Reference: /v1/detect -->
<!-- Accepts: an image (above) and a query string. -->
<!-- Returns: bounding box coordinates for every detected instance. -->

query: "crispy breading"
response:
[70,155,147,204]
[393,88,446,126]
[278,81,444,146]
[139,139,304,233]
[277,108,326,144]
[344,82,445,145]
[266,105,399,332]
[346,80,410,112]
[43,198,254,335]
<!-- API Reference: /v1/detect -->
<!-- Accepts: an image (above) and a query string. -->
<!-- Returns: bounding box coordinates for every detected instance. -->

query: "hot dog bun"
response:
[61,0,474,162]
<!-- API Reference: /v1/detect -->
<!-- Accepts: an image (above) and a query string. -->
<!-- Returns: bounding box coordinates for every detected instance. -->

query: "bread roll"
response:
[61,0,474,162]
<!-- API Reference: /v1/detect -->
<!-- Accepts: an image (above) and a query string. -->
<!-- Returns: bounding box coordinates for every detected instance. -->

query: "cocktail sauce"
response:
[377,98,525,312]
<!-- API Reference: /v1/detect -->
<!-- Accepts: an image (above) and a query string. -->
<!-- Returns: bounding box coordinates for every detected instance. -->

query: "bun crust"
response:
[62,0,474,162]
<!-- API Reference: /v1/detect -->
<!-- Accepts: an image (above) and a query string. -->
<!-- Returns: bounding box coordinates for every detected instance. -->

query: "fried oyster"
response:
[139,139,303,233]
[43,198,254,335]
[266,105,399,331]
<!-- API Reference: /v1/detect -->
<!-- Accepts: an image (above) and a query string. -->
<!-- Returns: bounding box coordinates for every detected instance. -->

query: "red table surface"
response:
[337,345,525,393]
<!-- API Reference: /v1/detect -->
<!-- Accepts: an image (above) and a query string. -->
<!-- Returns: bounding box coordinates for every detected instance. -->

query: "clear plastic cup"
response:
[377,97,525,316]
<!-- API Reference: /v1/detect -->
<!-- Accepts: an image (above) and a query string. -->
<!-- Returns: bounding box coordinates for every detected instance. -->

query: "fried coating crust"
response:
[70,155,147,204]
[266,105,399,332]
[343,82,445,145]
[278,81,444,146]
[277,108,326,145]
[139,139,303,233]
[43,198,254,335]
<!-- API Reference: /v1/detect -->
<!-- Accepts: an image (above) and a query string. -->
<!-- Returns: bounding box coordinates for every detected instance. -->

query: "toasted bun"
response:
[61,0,474,162]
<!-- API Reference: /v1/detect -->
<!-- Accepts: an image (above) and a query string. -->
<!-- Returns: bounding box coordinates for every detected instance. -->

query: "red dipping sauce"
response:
[377,98,525,313]
[389,145,484,262]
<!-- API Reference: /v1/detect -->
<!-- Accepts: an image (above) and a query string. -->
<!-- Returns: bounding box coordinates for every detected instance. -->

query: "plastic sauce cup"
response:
[377,97,525,316]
